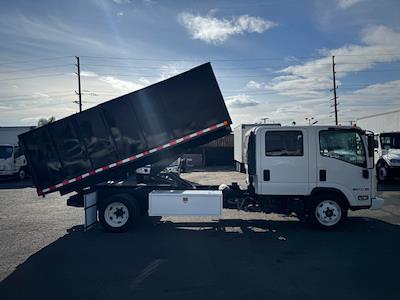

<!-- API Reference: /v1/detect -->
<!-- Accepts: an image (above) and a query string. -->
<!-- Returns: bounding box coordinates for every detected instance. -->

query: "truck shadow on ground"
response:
[0,178,33,189]
[378,179,400,191]
[0,217,399,300]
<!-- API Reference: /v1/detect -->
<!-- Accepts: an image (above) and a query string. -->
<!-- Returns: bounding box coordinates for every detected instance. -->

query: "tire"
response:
[18,168,26,180]
[376,163,389,182]
[98,194,140,233]
[308,193,348,230]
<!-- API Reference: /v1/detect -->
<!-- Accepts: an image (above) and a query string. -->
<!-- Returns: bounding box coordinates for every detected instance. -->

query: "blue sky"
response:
[0,0,399,127]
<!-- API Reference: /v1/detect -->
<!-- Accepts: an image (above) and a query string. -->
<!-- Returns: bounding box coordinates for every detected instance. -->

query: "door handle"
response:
[263,170,270,181]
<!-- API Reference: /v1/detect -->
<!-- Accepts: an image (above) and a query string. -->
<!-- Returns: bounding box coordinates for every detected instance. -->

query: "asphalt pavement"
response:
[0,171,399,300]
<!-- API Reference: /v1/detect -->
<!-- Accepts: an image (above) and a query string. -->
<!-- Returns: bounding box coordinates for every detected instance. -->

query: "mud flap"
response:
[84,191,97,230]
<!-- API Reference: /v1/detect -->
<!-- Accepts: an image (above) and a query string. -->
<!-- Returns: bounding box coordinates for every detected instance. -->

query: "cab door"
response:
[259,128,309,195]
[316,129,371,206]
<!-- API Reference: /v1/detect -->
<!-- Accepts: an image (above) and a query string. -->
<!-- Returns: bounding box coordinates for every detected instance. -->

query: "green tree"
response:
[37,116,56,127]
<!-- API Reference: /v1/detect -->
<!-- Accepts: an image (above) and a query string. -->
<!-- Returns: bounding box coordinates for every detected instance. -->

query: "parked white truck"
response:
[373,132,400,182]
[0,126,34,180]
[357,109,400,181]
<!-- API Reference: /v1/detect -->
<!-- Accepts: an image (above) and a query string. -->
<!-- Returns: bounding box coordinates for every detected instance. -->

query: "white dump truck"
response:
[19,64,383,232]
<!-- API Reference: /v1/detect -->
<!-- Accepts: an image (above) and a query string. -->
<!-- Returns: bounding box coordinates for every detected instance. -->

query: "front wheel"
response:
[309,194,348,229]
[99,194,140,232]
[376,164,389,182]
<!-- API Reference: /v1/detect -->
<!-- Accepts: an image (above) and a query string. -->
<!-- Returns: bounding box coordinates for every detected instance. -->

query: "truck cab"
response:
[375,132,400,182]
[245,125,383,228]
[0,144,28,180]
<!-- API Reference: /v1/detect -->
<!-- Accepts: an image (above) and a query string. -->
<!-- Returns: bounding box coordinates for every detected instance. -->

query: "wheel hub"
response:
[324,207,334,218]
[115,207,126,218]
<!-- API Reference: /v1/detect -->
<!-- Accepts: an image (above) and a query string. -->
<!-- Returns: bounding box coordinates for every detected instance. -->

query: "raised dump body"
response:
[19,63,232,196]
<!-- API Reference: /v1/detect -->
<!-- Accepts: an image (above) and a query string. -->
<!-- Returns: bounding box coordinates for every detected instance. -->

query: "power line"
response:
[81,53,400,62]
[0,56,72,66]
[0,92,76,100]
[3,64,74,74]
[0,73,69,82]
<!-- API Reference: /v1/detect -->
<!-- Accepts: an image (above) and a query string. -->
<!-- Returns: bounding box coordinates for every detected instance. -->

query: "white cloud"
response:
[178,12,277,44]
[225,94,260,108]
[111,0,131,4]
[246,80,263,89]
[238,25,400,125]
[143,0,156,5]
[159,65,181,80]
[20,116,44,123]
[266,25,400,99]
[353,80,400,96]
[138,77,151,85]
[117,12,124,16]
[337,0,366,9]
[344,80,400,105]
[81,71,99,77]
[0,14,117,54]
[100,76,144,92]
[80,70,147,93]
[158,62,197,80]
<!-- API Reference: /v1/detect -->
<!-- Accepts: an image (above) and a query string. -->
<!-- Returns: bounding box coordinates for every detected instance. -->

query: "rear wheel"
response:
[309,193,348,229]
[99,194,140,232]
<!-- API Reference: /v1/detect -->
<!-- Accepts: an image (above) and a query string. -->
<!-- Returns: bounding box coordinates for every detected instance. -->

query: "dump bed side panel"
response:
[19,63,231,195]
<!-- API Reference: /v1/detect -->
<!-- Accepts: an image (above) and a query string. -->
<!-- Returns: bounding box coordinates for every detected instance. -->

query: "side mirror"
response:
[367,135,374,157]
[374,140,378,149]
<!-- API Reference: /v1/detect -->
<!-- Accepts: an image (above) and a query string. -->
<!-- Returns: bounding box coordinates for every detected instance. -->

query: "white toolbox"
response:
[148,190,223,216]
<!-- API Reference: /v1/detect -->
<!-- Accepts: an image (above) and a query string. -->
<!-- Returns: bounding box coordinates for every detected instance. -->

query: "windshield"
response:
[0,146,13,159]
[320,130,366,167]
[380,133,400,149]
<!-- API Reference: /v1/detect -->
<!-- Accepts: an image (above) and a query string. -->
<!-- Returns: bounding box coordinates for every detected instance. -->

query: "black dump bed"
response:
[19,63,231,196]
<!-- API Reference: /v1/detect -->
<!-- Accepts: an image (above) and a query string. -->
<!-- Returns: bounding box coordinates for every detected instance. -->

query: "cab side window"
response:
[265,131,303,156]
[14,146,22,158]
[319,130,366,167]
[380,136,392,149]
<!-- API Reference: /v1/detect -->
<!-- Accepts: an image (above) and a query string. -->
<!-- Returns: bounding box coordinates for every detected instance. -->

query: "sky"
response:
[0,0,399,127]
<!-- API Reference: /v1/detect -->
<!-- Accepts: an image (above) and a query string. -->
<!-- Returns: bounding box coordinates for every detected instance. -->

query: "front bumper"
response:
[370,196,384,210]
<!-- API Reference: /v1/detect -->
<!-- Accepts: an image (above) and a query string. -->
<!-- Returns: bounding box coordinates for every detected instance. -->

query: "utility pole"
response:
[74,56,82,112]
[332,55,338,125]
